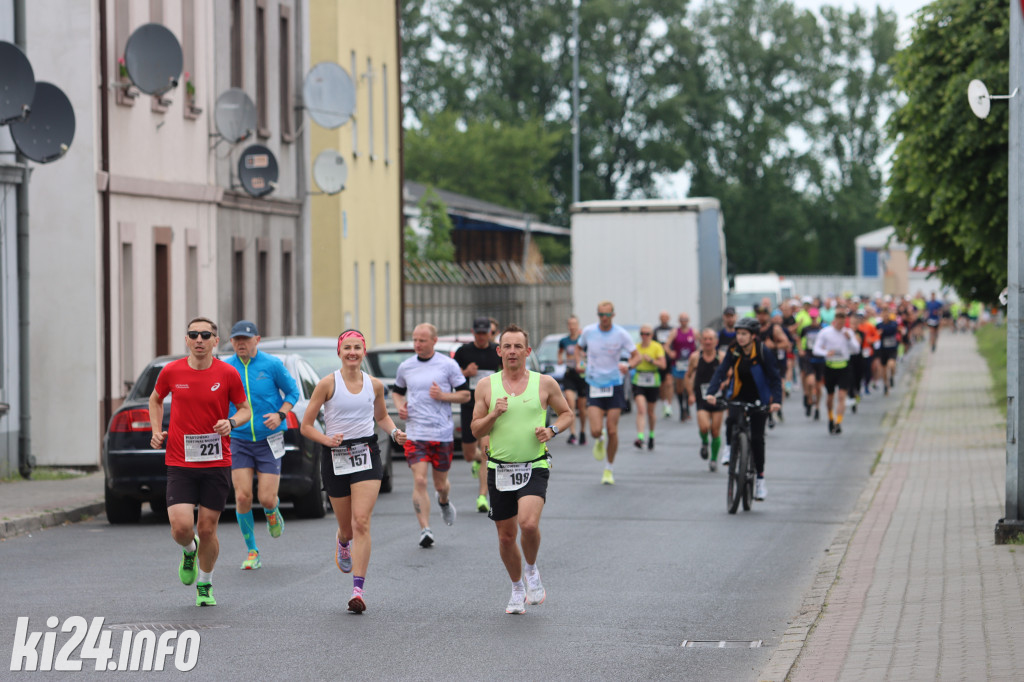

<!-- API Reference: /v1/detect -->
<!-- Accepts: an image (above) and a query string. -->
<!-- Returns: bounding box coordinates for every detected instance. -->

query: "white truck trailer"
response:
[570,198,727,328]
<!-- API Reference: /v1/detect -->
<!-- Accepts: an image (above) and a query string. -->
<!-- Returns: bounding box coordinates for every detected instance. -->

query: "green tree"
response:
[882,0,1008,300]
[413,187,456,262]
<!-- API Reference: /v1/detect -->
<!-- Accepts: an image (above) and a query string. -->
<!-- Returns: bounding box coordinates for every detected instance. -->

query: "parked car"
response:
[536,333,566,381]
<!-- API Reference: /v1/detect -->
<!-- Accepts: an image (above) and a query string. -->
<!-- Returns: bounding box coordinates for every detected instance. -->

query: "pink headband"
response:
[337,330,366,354]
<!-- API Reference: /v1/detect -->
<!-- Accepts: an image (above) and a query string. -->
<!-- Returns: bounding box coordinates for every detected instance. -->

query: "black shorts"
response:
[877,348,898,365]
[562,369,589,397]
[696,397,726,413]
[824,365,850,394]
[320,435,383,498]
[487,466,549,522]
[632,384,660,403]
[461,399,478,444]
[799,356,825,379]
[166,465,232,512]
[586,383,627,411]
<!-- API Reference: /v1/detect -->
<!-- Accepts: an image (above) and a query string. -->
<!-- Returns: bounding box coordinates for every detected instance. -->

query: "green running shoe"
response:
[179,536,199,585]
[195,582,216,607]
[241,549,261,570]
[266,508,284,538]
[476,494,489,513]
[471,460,480,478]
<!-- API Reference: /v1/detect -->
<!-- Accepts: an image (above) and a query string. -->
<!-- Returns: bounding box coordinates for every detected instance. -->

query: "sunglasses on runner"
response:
[186,331,214,340]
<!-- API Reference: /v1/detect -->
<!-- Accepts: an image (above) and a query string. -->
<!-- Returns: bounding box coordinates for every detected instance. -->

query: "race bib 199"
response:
[495,461,532,492]
[184,433,223,463]
[331,443,372,475]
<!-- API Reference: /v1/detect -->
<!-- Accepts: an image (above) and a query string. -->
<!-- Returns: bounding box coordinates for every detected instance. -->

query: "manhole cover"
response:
[106,623,230,632]
[680,640,762,648]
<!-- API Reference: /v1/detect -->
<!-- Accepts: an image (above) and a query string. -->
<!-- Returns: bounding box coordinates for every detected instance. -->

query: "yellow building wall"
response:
[309,0,402,346]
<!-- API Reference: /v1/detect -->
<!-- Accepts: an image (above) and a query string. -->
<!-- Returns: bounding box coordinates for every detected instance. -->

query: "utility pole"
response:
[571,0,580,205]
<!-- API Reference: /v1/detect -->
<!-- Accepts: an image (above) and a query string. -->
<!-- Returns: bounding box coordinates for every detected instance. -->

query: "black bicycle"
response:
[723,400,770,514]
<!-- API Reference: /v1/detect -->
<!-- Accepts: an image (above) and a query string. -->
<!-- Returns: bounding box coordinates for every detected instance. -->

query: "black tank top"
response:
[694,352,720,400]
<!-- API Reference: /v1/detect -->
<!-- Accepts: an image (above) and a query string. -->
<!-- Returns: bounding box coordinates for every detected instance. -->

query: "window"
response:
[350,51,359,158]
[366,57,375,160]
[385,262,391,340]
[230,0,243,88]
[153,228,172,357]
[114,0,136,106]
[281,241,293,335]
[181,0,199,118]
[186,244,198,322]
[255,0,269,137]
[369,261,377,347]
[353,262,360,330]
[279,5,294,142]
[233,238,245,323]
[382,64,390,164]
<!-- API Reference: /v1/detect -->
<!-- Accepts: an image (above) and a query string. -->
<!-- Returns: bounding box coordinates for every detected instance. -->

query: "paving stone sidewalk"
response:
[761,330,1024,681]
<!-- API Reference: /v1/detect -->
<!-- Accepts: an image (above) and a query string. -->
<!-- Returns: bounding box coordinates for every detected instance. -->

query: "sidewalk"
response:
[0,470,104,539]
[761,330,1024,681]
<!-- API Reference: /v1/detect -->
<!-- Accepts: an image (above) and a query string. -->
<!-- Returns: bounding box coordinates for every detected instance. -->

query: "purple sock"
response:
[353,576,365,591]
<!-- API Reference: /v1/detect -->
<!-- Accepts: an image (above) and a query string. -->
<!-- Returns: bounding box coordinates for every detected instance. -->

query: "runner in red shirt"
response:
[150,317,250,607]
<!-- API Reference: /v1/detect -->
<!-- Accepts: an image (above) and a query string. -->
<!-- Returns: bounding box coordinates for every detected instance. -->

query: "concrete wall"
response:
[0,0,20,476]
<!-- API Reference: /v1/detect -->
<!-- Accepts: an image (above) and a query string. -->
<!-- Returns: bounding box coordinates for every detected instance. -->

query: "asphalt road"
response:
[2,377,905,681]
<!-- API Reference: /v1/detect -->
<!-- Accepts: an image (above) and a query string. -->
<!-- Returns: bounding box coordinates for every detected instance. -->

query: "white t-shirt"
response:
[578,323,635,388]
[393,352,467,442]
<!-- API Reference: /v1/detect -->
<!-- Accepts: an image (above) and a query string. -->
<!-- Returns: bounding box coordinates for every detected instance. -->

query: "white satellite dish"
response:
[313,149,348,194]
[968,79,991,120]
[303,62,355,129]
[214,88,257,143]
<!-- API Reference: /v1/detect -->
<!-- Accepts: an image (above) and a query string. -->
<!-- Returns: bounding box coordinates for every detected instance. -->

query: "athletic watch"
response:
[390,427,399,441]
[277,411,286,422]
[228,418,236,429]
[549,424,559,435]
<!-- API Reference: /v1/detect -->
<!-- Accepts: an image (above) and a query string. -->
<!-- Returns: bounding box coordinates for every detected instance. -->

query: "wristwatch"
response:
[549,424,559,435]
[228,418,236,429]
[277,411,286,422]
[390,427,399,441]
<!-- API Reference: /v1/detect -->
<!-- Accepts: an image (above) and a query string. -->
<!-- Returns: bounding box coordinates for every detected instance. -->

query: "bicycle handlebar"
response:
[720,399,771,413]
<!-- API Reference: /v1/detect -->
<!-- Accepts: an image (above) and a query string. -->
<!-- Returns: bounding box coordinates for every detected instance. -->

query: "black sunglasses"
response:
[187,331,214,340]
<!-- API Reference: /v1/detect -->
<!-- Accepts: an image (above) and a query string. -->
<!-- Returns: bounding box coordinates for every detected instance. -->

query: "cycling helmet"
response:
[735,317,760,332]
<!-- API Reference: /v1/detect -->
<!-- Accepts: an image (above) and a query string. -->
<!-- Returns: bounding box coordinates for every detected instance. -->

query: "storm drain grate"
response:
[680,640,762,648]
[106,623,230,632]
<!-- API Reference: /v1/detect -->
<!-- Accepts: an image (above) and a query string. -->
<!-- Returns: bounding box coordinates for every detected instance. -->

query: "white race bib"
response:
[267,431,286,460]
[675,358,688,372]
[882,336,898,348]
[861,348,871,358]
[184,433,223,463]
[469,369,495,391]
[331,443,372,475]
[635,371,657,387]
[495,461,532,492]
[700,383,711,399]
[589,385,614,399]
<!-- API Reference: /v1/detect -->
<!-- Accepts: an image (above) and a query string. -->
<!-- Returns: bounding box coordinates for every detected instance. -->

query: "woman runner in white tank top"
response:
[301,330,406,614]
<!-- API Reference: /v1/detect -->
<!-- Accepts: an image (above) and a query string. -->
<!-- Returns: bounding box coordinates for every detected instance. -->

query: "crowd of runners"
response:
[148,290,989,614]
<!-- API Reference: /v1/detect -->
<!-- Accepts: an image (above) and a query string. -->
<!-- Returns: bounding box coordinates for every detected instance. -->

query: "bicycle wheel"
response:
[727,431,742,514]
[735,430,752,511]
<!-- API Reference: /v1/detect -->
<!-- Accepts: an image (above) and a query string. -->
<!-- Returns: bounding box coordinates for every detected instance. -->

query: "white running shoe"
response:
[525,569,546,605]
[663,403,672,418]
[754,478,767,501]
[437,492,457,526]
[506,589,527,614]
[419,528,435,548]
[721,444,731,466]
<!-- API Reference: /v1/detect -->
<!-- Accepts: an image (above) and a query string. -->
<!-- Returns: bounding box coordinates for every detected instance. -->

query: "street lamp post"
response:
[571,0,580,205]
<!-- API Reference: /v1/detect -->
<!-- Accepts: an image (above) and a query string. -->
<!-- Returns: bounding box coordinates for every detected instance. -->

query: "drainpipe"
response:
[99,0,113,441]
[14,0,33,478]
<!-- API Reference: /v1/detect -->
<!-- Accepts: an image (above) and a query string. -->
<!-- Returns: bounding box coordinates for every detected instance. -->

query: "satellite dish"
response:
[124,23,182,96]
[303,62,355,129]
[968,79,991,120]
[238,144,278,198]
[0,41,35,124]
[10,82,75,163]
[214,88,257,143]
[313,149,348,194]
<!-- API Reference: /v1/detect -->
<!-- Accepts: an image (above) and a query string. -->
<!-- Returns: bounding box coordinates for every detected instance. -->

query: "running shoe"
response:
[266,508,284,538]
[525,569,546,605]
[835,423,842,435]
[814,407,820,421]
[601,469,615,485]
[700,443,709,460]
[709,458,717,473]
[647,437,654,451]
[471,460,480,478]
[419,528,435,548]
[776,409,784,424]
[767,414,775,429]
[593,437,606,461]
[828,419,836,434]
[437,492,457,526]
[633,438,644,450]
[890,376,895,388]
[884,385,889,396]
[348,591,366,614]
[336,538,352,573]
[506,589,527,614]
[195,582,215,607]
[241,549,261,570]
[805,401,812,417]
[579,431,586,445]
[754,478,767,501]
[663,404,672,418]
[566,433,577,446]
[721,445,730,466]
[476,494,489,513]
[179,535,199,585]
[851,400,858,414]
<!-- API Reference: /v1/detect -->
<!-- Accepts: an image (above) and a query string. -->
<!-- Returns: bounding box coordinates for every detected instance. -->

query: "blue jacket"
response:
[224,351,300,442]
[706,340,782,406]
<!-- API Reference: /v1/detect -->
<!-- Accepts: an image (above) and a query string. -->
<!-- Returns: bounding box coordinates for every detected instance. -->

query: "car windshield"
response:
[281,348,345,379]
[536,339,560,365]
[129,364,168,400]
[366,350,415,378]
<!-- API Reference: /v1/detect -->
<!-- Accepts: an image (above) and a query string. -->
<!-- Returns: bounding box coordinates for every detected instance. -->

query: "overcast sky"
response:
[792,0,932,29]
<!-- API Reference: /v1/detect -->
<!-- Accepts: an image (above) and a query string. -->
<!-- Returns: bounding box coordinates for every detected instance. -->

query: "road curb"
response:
[758,352,923,682]
[0,501,105,540]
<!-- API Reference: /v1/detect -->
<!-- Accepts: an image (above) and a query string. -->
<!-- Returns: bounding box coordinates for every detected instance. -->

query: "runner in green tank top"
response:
[471,325,572,615]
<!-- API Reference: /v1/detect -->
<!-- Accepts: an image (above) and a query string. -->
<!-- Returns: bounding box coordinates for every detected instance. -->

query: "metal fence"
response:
[404,260,573,340]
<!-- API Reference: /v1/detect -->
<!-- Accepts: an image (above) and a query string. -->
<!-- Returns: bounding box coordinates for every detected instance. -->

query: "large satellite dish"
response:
[9,82,75,163]
[214,88,257,143]
[312,149,348,194]
[0,41,35,124]
[238,144,278,198]
[303,62,355,129]
[124,23,182,96]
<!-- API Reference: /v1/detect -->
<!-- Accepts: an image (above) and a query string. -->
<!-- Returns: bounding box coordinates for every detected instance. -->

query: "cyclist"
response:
[685,328,726,470]
[704,317,781,501]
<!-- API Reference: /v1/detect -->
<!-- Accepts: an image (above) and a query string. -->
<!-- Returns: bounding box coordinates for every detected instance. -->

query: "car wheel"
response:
[105,487,141,524]
[293,482,327,519]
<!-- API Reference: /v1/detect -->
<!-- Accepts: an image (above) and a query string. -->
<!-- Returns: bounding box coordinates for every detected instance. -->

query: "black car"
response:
[102,351,344,524]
